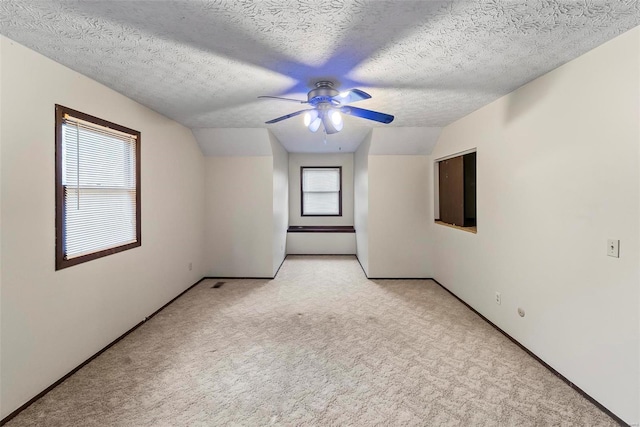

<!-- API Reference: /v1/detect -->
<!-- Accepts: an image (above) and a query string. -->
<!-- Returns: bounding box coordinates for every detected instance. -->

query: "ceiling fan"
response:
[259,81,394,134]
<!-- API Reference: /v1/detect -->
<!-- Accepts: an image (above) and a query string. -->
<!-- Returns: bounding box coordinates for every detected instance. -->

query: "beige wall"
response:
[354,131,433,279]
[368,154,432,278]
[286,233,356,255]
[353,133,371,274]
[0,34,4,413]
[270,133,288,275]
[637,27,640,420]
[204,156,274,277]
[432,27,639,424]
[288,153,354,226]
[199,129,284,278]
[0,37,206,418]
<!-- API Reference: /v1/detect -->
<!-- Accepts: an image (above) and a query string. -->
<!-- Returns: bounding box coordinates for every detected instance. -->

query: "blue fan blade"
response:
[341,106,394,124]
[332,88,372,105]
[265,109,312,124]
[258,95,307,104]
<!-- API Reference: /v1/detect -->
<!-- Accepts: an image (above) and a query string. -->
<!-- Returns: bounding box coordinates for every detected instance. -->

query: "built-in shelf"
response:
[435,220,477,234]
[287,225,355,233]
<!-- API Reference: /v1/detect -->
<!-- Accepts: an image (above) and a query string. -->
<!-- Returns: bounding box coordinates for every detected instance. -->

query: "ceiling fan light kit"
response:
[259,81,394,135]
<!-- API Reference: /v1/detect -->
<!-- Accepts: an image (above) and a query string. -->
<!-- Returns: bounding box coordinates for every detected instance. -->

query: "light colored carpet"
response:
[6,256,616,426]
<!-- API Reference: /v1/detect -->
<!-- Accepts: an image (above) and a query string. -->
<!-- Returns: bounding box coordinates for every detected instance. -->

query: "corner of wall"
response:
[354,132,371,275]
[367,153,432,278]
[636,27,640,424]
[269,132,289,276]
[187,127,206,158]
[0,35,4,403]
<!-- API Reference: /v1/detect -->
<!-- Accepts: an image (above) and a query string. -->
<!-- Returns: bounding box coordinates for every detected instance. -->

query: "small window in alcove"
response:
[301,166,342,216]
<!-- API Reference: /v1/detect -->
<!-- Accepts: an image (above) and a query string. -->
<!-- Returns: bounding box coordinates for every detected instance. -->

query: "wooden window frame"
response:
[300,166,342,217]
[55,104,141,270]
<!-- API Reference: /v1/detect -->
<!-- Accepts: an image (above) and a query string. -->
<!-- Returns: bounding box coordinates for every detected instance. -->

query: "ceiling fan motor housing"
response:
[307,81,339,105]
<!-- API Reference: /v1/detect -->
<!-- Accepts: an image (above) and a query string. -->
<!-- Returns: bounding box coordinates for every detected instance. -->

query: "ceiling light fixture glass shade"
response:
[303,110,318,127]
[322,110,342,135]
[304,110,322,132]
[330,110,343,131]
[308,116,322,132]
[304,107,344,134]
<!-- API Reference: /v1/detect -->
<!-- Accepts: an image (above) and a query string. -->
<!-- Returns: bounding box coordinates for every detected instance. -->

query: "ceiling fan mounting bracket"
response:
[315,81,334,88]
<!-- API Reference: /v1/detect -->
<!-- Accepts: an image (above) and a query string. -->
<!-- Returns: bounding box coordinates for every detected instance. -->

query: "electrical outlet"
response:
[495,292,501,305]
[607,239,619,258]
[188,262,193,271]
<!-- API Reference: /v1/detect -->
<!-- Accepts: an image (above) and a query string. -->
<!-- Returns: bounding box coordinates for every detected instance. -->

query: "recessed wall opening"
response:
[434,149,476,233]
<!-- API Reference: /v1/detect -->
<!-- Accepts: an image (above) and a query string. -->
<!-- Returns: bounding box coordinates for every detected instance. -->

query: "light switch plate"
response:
[607,239,619,258]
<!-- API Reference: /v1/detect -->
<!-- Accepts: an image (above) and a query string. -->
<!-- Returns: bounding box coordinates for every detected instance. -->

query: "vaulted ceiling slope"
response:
[1,1,638,139]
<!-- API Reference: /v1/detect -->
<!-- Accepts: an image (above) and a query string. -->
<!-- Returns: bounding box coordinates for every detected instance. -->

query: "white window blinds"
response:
[302,167,341,215]
[61,115,138,259]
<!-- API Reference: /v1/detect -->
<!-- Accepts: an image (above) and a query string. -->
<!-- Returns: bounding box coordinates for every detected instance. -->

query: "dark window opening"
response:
[436,151,476,231]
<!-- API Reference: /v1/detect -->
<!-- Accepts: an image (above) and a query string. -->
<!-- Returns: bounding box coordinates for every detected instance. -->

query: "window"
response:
[435,151,476,232]
[301,167,342,216]
[55,105,141,270]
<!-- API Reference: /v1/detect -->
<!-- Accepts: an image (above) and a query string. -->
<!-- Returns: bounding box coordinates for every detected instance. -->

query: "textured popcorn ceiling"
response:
[1,1,639,151]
